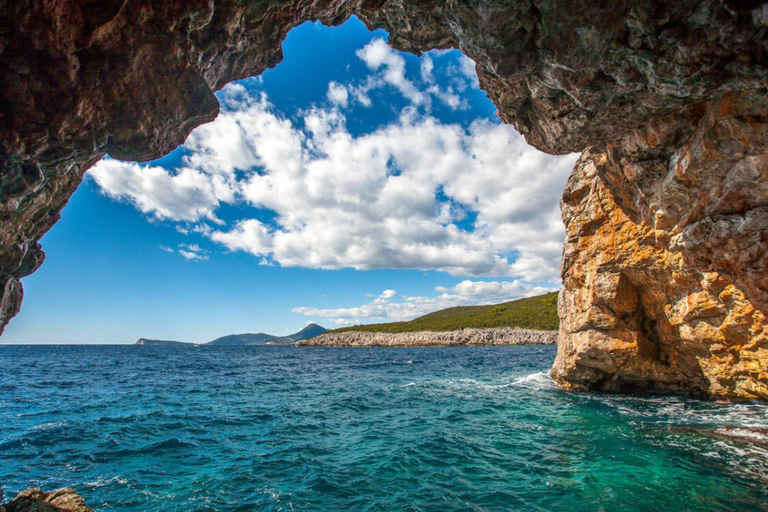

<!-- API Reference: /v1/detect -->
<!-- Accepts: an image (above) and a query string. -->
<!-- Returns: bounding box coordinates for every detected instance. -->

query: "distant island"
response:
[135,293,559,348]
[135,338,188,346]
[134,323,328,346]
[299,292,559,347]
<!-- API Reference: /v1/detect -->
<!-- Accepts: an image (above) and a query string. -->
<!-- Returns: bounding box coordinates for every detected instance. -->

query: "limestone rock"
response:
[298,327,557,346]
[552,140,768,399]
[4,488,93,512]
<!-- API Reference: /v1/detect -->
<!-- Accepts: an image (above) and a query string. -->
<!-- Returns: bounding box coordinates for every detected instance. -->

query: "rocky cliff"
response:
[1,0,766,398]
[298,327,557,347]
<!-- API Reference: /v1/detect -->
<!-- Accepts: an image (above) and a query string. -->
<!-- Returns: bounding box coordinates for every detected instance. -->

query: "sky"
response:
[2,17,578,344]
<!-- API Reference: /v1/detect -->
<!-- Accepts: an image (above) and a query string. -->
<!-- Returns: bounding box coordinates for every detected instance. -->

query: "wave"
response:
[714,426,768,445]
[507,372,557,390]
[82,475,130,488]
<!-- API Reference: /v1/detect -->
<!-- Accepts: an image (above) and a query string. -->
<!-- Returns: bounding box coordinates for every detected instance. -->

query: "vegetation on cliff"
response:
[332,292,559,334]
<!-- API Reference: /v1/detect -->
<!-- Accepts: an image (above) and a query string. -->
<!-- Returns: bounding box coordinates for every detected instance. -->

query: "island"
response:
[135,338,189,346]
[298,292,559,347]
[134,323,327,346]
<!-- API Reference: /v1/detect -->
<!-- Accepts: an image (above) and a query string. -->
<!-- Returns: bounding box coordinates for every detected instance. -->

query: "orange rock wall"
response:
[553,94,768,398]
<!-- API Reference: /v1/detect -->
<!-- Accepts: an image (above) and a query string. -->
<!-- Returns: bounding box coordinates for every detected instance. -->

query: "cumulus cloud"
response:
[199,95,576,279]
[357,38,426,105]
[350,39,471,110]
[293,280,556,326]
[88,159,226,223]
[91,88,576,280]
[327,81,349,107]
[380,289,397,299]
[89,38,578,284]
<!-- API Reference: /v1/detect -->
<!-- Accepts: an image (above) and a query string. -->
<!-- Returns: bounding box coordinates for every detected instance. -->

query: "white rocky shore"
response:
[297,327,557,347]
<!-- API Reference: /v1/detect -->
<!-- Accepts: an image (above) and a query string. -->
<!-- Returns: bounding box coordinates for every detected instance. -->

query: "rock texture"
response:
[553,93,768,399]
[2,488,93,512]
[1,0,767,397]
[298,327,557,347]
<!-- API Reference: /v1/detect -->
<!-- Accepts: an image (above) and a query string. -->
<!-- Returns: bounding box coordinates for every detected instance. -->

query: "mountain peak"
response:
[288,323,328,341]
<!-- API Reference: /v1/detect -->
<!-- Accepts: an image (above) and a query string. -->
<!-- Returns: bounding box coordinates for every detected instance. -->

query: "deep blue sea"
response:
[1,345,767,511]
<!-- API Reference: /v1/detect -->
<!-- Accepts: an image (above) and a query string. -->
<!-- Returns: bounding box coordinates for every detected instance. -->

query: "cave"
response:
[1,0,767,398]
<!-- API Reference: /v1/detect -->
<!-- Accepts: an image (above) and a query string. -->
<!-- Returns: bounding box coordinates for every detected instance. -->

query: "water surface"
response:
[1,345,766,511]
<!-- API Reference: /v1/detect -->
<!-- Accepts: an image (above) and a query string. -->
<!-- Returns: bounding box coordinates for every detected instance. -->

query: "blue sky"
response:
[3,17,577,344]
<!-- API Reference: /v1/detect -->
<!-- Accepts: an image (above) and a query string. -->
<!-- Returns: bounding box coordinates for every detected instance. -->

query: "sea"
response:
[1,344,767,511]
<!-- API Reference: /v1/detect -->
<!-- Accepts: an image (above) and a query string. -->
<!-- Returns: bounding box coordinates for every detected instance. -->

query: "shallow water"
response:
[1,345,766,511]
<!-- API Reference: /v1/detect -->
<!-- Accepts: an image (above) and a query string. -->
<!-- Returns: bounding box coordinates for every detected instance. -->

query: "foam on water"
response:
[508,371,557,390]
[1,344,767,512]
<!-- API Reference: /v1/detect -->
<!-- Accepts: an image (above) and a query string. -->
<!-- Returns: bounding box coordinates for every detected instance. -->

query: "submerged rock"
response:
[3,488,93,512]
[672,425,768,448]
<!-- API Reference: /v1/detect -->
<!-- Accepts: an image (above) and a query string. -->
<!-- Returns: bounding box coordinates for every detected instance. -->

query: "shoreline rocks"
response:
[2,488,92,512]
[297,327,557,347]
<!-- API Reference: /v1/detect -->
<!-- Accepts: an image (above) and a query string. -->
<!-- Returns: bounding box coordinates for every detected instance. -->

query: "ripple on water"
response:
[1,344,767,512]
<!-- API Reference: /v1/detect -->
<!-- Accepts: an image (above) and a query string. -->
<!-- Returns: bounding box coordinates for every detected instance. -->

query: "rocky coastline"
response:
[297,327,557,347]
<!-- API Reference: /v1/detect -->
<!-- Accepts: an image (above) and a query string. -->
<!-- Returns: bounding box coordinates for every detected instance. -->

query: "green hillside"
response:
[333,292,559,334]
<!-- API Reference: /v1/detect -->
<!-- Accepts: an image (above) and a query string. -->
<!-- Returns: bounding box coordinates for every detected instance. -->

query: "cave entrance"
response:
[4,17,577,345]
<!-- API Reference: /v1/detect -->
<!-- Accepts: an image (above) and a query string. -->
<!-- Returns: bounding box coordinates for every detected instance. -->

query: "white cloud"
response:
[427,84,463,109]
[89,40,578,284]
[458,55,479,87]
[327,81,349,107]
[156,243,209,261]
[351,39,473,111]
[201,95,576,279]
[421,55,434,82]
[88,159,225,223]
[293,280,556,326]
[356,38,427,106]
[380,289,397,299]
[179,249,208,261]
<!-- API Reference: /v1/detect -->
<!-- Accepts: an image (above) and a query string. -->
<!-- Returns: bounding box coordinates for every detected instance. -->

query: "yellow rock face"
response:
[552,95,768,399]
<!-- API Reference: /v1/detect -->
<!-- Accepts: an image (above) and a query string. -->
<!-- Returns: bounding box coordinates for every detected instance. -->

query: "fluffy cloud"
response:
[380,289,397,299]
[356,38,426,105]
[88,159,225,223]
[197,96,576,279]
[293,280,555,326]
[328,38,473,110]
[327,81,349,107]
[89,40,578,284]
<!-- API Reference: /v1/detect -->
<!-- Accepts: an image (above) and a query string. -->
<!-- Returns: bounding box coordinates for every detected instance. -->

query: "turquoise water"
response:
[1,345,767,511]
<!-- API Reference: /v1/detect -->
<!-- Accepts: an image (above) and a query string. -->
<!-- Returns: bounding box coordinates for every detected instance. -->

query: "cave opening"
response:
[3,17,578,345]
